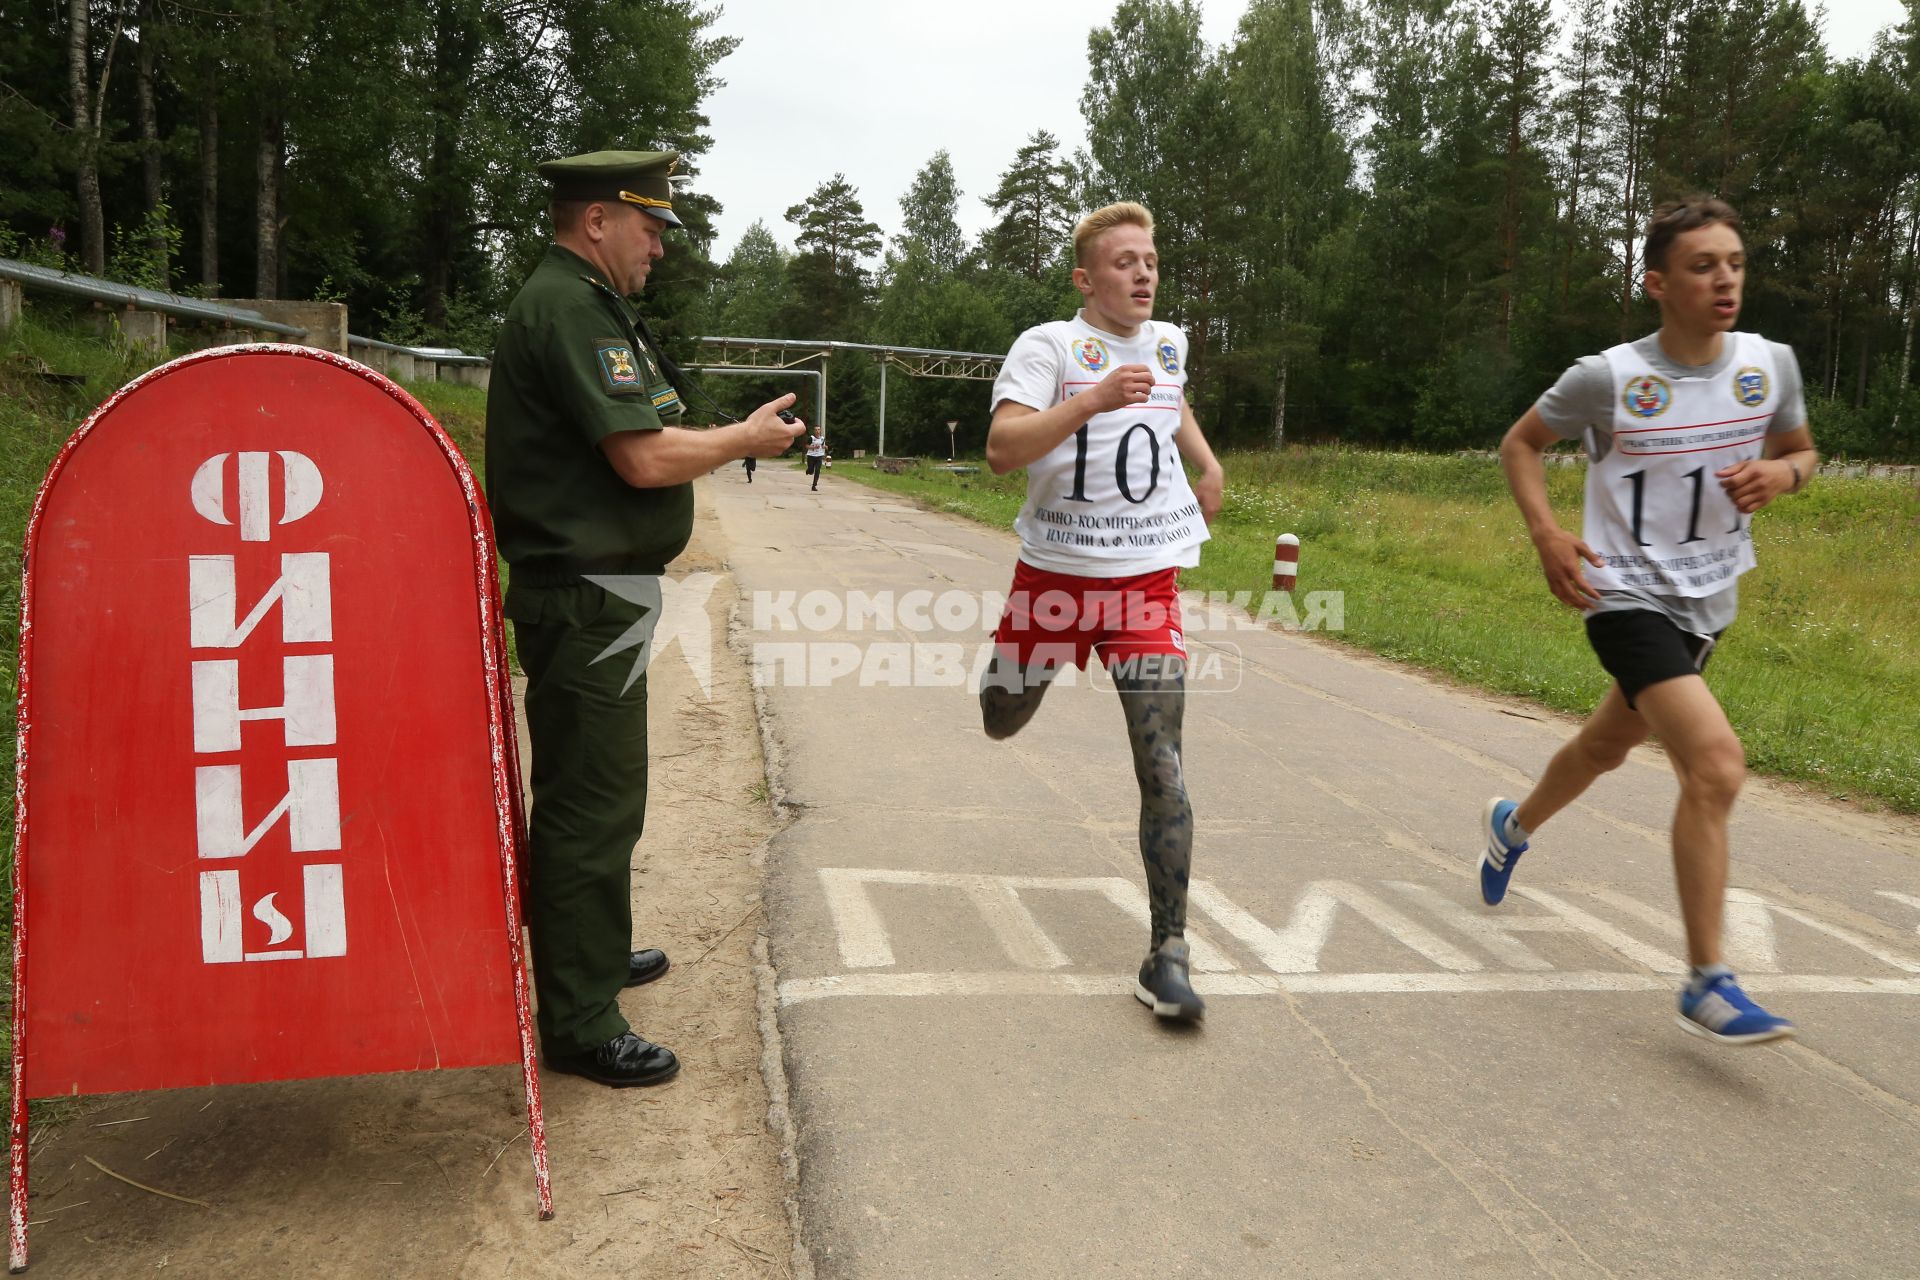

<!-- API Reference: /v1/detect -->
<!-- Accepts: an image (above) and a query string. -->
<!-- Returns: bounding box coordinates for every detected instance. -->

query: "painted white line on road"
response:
[817,867,901,968]
[1877,891,1920,934]
[817,869,1240,972]
[1052,876,1237,972]
[818,869,1920,982]
[1390,881,1562,971]
[1726,887,1920,973]
[1724,891,1784,972]
[777,971,1920,1006]
[817,867,1074,970]
[1190,879,1481,973]
[976,878,1073,970]
[1511,886,1685,973]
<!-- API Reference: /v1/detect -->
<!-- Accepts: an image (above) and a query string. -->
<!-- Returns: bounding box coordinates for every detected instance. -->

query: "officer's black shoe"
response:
[546,1033,680,1088]
[625,948,671,988]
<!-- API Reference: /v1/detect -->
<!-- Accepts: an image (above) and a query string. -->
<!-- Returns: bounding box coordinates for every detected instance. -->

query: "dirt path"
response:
[20,501,800,1277]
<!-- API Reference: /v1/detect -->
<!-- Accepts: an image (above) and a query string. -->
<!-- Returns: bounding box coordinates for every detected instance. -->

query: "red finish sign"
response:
[8,346,548,1271]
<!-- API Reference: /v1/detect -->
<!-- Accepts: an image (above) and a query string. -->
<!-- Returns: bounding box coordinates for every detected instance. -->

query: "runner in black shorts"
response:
[1480,198,1818,1046]
[1584,610,1719,709]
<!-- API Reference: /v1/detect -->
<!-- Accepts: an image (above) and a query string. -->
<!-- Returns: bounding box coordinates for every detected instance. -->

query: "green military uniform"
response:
[486,152,691,1058]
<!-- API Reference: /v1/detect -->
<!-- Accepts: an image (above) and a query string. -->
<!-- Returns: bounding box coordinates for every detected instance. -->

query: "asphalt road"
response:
[711,463,1920,1280]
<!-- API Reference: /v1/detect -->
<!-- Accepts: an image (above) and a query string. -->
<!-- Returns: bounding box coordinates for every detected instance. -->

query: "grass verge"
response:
[835,450,1920,814]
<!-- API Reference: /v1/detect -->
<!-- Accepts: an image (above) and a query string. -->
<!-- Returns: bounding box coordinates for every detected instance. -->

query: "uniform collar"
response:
[544,243,629,306]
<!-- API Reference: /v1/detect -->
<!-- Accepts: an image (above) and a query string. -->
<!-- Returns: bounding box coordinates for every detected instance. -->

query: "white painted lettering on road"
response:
[1189,879,1479,973]
[788,870,1920,1006]
[817,869,1235,972]
[1877,891,1920,934]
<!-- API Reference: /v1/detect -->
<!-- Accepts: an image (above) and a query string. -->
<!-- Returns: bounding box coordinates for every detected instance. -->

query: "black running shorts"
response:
[1584,609,1722,709]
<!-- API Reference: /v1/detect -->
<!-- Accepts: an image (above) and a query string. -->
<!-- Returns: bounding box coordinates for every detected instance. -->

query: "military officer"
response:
[486,150,802,1087]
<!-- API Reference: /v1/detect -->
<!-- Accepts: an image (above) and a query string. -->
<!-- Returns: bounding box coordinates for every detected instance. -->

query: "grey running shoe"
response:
[1135,938,1205,1023]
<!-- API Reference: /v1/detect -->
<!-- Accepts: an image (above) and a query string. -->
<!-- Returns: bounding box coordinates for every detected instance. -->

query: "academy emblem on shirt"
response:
[1621,373,1672,419]
[1156,340,1180,375]
[596,341,642,389]
[1733,366,1769,407]
[1071,337,1110,373]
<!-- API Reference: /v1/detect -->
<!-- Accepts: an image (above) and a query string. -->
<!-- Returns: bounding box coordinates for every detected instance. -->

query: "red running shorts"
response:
[990,560,1186,672]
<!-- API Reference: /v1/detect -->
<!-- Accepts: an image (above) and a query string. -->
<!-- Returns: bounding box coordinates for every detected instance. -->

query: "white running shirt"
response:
[991,313,1209,576]
[1584,332,1777,598]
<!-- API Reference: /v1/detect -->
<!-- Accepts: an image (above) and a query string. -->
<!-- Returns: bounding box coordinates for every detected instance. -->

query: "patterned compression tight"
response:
[980,656,1192,948]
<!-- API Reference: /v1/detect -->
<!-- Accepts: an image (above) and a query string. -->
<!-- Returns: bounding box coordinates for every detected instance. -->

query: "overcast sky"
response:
[694,0,1910,262]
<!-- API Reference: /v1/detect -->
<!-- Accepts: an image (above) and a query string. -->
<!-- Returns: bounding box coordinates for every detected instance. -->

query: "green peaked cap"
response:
[538,150,682,226]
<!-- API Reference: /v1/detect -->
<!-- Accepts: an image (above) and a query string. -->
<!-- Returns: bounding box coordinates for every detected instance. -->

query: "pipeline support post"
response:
[118,309,167,353]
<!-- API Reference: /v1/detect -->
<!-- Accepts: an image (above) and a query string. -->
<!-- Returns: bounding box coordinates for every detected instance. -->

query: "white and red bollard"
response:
[1272,533,1300,593]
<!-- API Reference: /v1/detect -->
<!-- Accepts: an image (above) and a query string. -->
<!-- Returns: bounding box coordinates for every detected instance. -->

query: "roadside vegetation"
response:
[837,452,1920,816]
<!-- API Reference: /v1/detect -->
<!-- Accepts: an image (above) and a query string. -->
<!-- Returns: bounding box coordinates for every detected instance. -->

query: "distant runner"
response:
[806,429,827,491]
[1483,197,1819,1046]
[978,202,1226,1024]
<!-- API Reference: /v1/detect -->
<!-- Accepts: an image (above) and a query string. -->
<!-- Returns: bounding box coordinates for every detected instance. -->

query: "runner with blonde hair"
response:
[979,201,1226,1024]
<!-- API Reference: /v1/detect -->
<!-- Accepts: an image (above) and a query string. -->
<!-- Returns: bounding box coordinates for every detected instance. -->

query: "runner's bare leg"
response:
[1513,685,1651,832]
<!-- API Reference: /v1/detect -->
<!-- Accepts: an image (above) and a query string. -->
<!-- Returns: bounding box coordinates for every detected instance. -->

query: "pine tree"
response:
[782,174,881,339]
[983,131,1076,282]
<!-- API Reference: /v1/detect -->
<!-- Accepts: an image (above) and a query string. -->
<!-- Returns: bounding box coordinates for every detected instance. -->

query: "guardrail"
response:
[0,257,309,337]
[0,258,492,387]
[344,334,491,388]
[347,334,489,367]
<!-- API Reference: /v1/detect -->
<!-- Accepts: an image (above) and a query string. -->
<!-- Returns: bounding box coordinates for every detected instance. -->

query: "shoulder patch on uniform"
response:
[594,341,646,394]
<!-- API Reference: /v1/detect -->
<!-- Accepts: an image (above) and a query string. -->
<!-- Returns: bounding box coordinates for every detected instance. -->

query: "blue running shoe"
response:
[1677,974,1796,1045]
[1479,797,1528,905]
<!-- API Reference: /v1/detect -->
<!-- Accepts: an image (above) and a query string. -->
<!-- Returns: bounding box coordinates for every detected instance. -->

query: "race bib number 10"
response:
[1062,422,1164,506]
